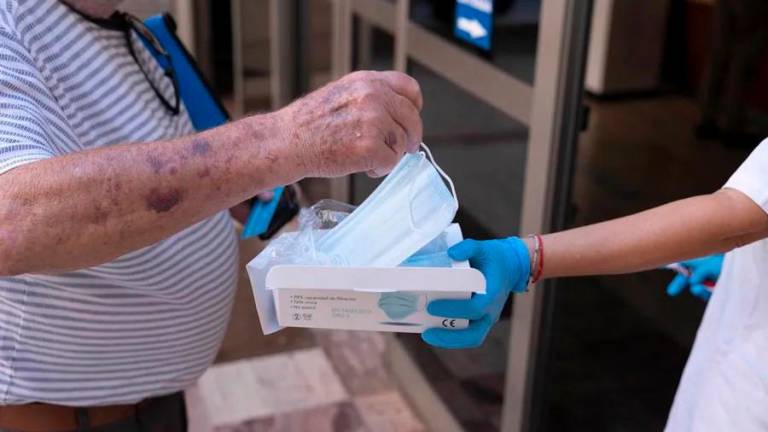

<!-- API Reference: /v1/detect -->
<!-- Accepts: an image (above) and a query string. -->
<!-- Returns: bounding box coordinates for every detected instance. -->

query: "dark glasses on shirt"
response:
[120,12,180,115]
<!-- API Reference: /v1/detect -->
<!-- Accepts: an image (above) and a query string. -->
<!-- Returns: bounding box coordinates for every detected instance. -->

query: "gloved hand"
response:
[666,254,724,301]
[422,237,530,349]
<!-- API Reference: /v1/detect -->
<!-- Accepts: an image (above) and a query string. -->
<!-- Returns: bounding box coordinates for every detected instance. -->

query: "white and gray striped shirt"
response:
[0,0,238,405]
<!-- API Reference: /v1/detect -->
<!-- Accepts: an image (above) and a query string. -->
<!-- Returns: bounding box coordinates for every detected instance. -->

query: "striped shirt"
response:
[0,0,238,405]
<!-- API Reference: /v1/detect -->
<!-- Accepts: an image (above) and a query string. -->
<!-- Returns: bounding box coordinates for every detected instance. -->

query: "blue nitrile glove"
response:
[422,238,530,349]
[666,254,724,301]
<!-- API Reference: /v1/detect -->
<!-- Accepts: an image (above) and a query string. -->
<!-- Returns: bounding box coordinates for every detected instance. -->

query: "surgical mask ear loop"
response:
[420,143,458,207]
[407,143,459,232]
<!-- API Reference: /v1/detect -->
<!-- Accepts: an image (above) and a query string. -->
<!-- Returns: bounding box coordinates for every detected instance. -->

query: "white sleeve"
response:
[0,6,57,175]
[723,138,768,214]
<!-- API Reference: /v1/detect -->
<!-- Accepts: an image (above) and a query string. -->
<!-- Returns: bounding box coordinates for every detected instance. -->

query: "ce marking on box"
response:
[441,319,457,328]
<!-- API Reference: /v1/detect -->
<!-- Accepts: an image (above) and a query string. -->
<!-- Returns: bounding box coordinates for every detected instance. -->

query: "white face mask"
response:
[317,143,459,267]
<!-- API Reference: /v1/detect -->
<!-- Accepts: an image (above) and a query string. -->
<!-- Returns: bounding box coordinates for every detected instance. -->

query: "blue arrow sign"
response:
[454,0,493,51]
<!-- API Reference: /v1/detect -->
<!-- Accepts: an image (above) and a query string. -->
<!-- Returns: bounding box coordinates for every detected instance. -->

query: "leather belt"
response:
[0,393,176,432]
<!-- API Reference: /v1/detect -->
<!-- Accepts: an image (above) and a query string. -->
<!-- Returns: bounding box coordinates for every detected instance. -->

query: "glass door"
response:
[271,1,593,430]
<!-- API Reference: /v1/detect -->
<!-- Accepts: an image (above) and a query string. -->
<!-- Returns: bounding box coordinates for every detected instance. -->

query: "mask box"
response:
[248,224,485,335]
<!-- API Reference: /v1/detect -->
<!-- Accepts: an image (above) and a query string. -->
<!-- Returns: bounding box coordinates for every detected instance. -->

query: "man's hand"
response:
[422,238,530,349]
[277,70,423,178]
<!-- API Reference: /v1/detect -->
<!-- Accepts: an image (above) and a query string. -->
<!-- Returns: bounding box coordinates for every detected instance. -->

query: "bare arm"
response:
[0,71,424,275]
[533,188,768,279]
[422,174,768,348]
[0,116,292,275]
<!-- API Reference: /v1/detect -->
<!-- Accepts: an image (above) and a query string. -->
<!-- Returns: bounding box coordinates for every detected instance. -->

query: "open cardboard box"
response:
[248,224,485,335]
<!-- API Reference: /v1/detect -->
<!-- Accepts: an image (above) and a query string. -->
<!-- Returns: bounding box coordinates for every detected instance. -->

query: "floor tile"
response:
[430,319,510,379]
[395,334,454,382]
[197,347,348,427]
[214,402,367,432]
[185,386,214,432]
[354,391,426,432]
[430,380,486,424]
[315,330,395,396]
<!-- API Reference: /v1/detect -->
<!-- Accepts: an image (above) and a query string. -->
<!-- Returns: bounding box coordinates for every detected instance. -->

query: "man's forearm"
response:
[533,188,768,279]
[0,70,426,275]
[0,113,297,275]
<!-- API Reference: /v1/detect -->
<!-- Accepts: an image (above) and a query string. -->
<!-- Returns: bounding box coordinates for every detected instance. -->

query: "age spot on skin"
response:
[197,167,211,178]
[146,154,167,174]
[145,188,183,213]
[251,128,265,143]
[190,138,212,157]
[89,204,110,225]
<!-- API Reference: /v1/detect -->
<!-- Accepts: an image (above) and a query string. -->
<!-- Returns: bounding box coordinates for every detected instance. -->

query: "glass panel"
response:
[351,16,532,429]
[392,62,527,432]
[534,94,752,430]
[410,0,540,84]
[352,43,529,238]
[306,0,333,91]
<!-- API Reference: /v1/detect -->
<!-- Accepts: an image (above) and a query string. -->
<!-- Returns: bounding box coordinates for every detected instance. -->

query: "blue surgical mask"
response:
[401,251,453,268]
[378,292,423,320]
[317,143,459,267]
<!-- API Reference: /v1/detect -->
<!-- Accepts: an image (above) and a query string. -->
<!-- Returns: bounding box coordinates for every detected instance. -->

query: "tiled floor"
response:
[187,333,425,432]
[185,218,426,432]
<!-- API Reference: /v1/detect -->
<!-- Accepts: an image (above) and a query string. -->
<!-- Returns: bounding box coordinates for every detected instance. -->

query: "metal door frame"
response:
[504,2,592,430]
[268,1,592,430]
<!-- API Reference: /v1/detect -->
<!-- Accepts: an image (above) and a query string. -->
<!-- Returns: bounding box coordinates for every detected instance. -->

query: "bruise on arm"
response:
[0,110,296,276]
[145,188,184,213]
[140,137,216,213]
[190,138,212,156]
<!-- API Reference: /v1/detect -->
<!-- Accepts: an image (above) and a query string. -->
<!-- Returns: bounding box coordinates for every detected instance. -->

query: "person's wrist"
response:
[244,110,307,185]
[502,236,532,293]
[522,236,535,277]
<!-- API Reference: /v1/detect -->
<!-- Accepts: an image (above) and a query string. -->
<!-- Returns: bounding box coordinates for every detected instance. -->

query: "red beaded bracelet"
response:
[531,234,544,284]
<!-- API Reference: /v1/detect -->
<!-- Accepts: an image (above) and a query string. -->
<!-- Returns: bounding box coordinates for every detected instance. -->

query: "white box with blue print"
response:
[247,224,485,335]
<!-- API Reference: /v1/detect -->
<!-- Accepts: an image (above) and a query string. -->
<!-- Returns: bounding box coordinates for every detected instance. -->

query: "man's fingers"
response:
[378,71,423,111]
[382,118,409,155]
[385,93,423,153]
[421,315,493,349]
[365,131,403,177]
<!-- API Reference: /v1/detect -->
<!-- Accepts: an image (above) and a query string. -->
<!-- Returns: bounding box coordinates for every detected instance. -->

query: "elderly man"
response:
[0,0,423,430]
